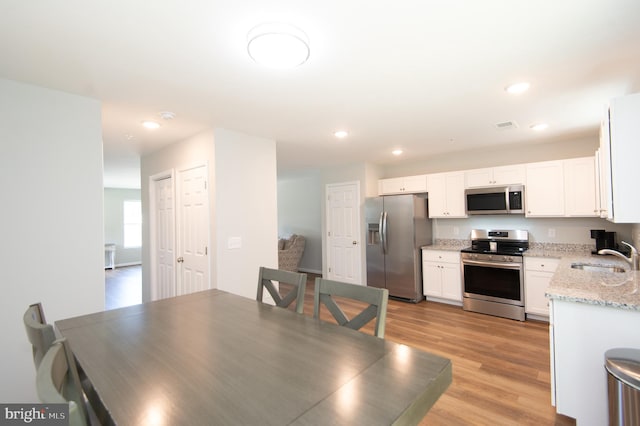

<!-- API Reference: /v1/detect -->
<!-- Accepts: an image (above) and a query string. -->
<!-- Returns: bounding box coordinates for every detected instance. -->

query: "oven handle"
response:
[462,259,522,270]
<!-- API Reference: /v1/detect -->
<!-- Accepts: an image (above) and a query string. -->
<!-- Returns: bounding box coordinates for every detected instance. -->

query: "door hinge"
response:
[328,231,331,236]
[205,246,208,255]
[204,181,207,190]
[328,267,332,272]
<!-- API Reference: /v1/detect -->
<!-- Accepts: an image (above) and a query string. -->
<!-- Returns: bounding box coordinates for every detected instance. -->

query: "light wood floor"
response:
[106,267,574,425]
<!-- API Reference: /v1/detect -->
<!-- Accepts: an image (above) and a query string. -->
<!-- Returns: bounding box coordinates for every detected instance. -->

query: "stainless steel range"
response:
[461,229,529,321]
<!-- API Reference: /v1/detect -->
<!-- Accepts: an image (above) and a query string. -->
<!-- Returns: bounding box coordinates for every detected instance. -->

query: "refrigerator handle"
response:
[381,211,388,254]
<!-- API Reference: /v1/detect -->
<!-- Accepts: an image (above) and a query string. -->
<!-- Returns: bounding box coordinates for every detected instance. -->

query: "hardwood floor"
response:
[105,265,141,310]
[105,269,575,425]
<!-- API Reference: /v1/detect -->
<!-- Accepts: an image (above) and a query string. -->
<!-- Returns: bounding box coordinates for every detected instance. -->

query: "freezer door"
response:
[384,195,421,300]
[365,197,385,290]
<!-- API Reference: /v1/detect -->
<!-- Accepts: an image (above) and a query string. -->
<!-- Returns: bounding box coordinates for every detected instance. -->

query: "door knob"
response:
[177,257,184,263]
[352,241,357,245]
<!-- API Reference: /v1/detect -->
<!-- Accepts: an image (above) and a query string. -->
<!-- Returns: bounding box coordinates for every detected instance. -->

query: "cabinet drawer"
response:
[525,257,560,272]
[422,250,460,263]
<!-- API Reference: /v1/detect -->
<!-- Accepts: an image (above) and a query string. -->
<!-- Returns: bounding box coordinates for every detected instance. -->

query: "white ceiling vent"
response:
[494,121,519,130]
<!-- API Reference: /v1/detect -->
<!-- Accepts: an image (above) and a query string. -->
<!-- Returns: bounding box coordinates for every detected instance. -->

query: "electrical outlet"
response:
[548,228,556,238]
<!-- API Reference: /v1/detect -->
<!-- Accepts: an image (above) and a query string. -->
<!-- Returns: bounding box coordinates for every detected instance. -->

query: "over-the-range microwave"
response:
[465,185,524,215]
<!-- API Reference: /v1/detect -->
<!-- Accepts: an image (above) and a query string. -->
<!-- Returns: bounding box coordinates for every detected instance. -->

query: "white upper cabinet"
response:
[525,160,565,217]
[601,92,640,223]
[378,174,427,195]
[465,165,525,188]
[564,157,598,217]
[426,172,466,218]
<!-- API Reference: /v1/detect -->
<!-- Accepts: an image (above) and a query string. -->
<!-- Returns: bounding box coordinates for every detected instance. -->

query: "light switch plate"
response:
[227,237,242,249]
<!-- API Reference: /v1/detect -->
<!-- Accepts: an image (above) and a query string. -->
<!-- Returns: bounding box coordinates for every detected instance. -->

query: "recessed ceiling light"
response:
[505,82,530,94]
[392,149,403,156]
[334,130,349,139]
[530,123,549,131]
[141,120,161,130]
[247,23,310,69]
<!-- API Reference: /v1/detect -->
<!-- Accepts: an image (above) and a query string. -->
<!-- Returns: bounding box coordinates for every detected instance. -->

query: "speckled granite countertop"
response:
[545,254,640,311]
[421,239,469,252]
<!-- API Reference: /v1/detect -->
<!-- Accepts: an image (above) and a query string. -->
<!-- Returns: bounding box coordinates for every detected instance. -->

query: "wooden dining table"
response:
[56,289,451,425]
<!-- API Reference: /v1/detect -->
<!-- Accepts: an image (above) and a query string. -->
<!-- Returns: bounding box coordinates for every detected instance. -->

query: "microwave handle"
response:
[505,188,511,212]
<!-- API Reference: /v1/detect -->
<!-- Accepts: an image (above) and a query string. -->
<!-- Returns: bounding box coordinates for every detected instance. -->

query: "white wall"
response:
[141,130,216,302]
[140,128,277,302]
[0,79,104,402]
[214,128,278,299]
[277,170,322,274]
[104,188,142,266]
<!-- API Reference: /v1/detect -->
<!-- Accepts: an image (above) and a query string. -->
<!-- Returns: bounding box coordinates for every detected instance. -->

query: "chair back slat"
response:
[257,267,308,314]
[313,278,389,338]
[24,303,56,368]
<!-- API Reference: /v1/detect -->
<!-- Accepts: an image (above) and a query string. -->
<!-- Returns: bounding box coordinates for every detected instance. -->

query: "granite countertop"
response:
[421,239,469,252]
[546,254,640,311]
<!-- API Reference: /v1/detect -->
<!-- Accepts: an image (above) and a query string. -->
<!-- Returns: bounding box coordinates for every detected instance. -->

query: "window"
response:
[123,200,142,248]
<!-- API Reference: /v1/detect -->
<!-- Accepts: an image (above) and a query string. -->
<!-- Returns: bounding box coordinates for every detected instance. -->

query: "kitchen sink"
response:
[570,263,626,273]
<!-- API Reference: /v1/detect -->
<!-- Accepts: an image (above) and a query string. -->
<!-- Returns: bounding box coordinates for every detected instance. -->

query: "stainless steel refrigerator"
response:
[365,194,432,302]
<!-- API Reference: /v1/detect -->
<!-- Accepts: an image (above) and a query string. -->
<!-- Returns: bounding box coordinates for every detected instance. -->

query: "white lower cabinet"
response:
[422,249,462,304]
[524,257,559,317]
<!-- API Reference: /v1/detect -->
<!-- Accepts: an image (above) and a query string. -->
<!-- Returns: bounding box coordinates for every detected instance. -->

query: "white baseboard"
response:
[105,262,142,269]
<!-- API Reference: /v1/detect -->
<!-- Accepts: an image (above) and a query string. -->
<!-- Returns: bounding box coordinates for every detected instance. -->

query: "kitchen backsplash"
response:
[433,216,634,246]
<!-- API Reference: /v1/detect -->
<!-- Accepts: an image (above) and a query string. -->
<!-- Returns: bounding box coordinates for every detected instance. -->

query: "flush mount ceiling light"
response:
[334,130,349,139]
[530,122,549,131]
[247,23,310,69]
[141,120,161,130]
[505,82,530,95]
[392,149,403,156]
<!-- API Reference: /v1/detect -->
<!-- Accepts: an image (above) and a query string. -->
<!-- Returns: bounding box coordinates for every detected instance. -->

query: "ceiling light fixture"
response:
[530,123,549,131]
[141,120,161,130]
[392,149,403,156]
[247,23,310,69]
[334,130,349,139]
[505,82,530,94]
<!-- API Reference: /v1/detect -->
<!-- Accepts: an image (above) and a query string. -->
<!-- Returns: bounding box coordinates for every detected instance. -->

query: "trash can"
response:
[605,348,640,425]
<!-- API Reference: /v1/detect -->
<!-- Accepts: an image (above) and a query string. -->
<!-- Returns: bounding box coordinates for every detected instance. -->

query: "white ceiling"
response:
[1,1,639,188]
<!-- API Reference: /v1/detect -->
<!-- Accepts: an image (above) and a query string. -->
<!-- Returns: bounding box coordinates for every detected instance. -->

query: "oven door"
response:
[462,259,524,306]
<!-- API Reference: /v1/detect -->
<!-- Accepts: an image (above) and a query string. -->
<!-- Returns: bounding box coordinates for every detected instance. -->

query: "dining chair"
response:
[313,277,389,338]
[23,303,56,368]
[36,338,89,426]
[257,266,308,314]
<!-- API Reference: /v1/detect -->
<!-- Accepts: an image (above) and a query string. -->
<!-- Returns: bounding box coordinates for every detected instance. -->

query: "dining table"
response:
[56,289,452,425]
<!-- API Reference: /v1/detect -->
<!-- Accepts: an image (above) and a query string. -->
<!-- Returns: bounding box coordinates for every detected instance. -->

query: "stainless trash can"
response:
[605,348,640,425]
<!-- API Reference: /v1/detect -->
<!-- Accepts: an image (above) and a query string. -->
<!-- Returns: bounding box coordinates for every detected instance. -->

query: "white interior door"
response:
[177,164,209,295]
[326,182,361,284]
[151,174,175,300]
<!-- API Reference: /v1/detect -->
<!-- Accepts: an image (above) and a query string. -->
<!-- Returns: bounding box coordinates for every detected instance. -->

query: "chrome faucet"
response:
[598,241,639,271]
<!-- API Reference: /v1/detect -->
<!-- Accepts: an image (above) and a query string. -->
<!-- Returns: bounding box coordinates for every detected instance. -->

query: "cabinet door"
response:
[608,93,640,223]
[564,157,598,217]
[427,172,466,218]
[464,168,493,188]
[524,270,552,316]
[598,117,613,219]
[440,262,462,301]
[525,160,565,217]
[379,177,405,195]
[403,175,427,193]
[426,174,448,218]
[422,262,442,297]
[493,165,525,185]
